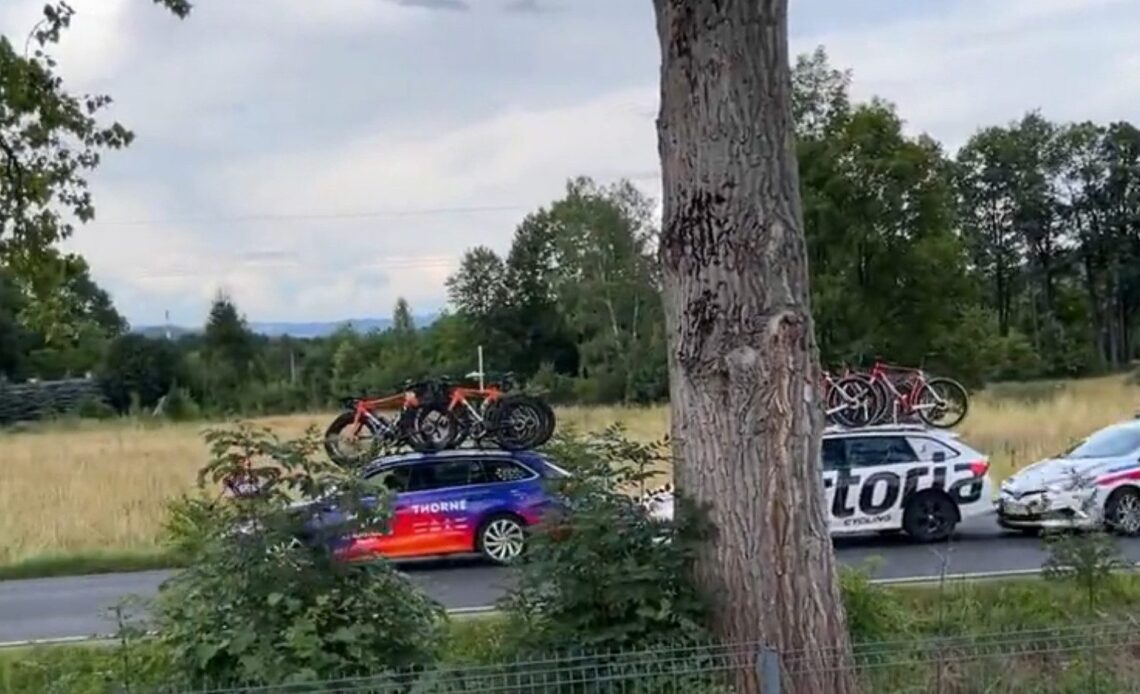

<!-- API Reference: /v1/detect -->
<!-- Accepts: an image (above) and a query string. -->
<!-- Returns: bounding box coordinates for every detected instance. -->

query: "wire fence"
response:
[121,618,1140,693]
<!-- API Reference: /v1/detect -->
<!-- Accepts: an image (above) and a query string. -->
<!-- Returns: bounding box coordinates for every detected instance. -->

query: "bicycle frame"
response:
[347,389,420,438]
[822,365,860,414]
[447,383,505,423]
[866,361,943,421]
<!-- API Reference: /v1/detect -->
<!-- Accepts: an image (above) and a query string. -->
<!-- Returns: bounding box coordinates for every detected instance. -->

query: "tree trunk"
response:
[652,2,857,693]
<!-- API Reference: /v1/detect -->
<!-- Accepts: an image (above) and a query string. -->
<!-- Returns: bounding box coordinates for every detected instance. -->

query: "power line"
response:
[84,172,664,227]
[87,203,533,227]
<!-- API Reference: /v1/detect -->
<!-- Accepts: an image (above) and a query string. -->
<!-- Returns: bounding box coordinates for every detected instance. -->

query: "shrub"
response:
[500,425,714,654]
[161,385,202,421]
[145,423,447,688]
[97,333,184,413]
[839,562,913,643]
[74,393,116,419]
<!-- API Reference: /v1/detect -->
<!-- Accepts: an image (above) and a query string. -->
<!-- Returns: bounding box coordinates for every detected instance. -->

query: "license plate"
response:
[1001,499,1029,517]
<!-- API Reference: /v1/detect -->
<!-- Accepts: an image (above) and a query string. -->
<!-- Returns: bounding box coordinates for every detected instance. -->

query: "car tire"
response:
[476,513,527,565]
[1105,487,1140,536]
[902,492,959,542]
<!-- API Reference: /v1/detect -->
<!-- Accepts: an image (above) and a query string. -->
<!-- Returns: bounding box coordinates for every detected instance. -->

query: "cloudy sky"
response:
[2,0,1138,327]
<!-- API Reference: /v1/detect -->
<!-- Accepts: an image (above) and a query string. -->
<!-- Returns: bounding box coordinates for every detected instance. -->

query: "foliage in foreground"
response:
[8,570,1140,693]
[11,424,1140,692]
[146,423,446,688]
[499,425,715,653]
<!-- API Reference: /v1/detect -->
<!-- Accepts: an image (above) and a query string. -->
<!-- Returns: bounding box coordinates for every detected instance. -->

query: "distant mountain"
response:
[134,313,442,339]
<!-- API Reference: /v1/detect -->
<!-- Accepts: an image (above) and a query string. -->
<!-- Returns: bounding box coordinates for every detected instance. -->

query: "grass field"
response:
[1,374,1138,568]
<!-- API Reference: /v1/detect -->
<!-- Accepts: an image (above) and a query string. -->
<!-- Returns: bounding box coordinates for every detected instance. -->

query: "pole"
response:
[759,646,781,693]
[477,345,484,390]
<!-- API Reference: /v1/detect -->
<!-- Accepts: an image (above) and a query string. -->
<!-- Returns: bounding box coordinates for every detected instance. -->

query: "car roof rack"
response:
[824,422,960,436]
[358,446,545,472]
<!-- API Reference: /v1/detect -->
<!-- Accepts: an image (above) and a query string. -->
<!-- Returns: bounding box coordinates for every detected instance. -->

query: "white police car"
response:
[998,418,1140,535]
[642,424,996,543]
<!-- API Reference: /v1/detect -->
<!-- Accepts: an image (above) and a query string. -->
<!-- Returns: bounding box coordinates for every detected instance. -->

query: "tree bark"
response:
[652,1,857,693]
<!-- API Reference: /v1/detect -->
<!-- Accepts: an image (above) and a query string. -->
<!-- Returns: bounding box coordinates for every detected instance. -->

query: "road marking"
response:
[871,561,1140,586]
[6,563,1140,649]
[0,634,115,649]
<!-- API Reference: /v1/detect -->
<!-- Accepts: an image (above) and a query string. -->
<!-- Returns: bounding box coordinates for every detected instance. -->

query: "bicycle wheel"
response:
[411,402,460,452]
[489,398,546,451]
[916,377,969,428]
[536,397,556,446]
[827,375,879,428]
[507,394,555,446]
[323,411,384,467]
[866,377,893,425]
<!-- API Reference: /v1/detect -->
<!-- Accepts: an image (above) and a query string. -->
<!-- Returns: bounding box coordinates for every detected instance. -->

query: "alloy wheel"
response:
[481,518,525,563]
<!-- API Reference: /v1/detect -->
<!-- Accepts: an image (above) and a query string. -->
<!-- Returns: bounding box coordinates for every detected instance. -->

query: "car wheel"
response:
[477,514,527,565]
[1105,488,1140,536]
[902,492,959,542]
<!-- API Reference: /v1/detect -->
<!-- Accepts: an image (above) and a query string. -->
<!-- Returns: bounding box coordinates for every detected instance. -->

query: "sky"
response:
[2,0,1139,327]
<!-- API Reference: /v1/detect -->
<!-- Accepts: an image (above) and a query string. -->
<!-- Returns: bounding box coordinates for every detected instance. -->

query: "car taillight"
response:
[968,460,989,477]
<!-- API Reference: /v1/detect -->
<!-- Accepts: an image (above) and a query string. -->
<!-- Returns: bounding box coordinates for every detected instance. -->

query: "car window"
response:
[476,459,537,484]
[908,437,959,461]
[1064,426,1140,459]
[844,436,918,468]
[414,460,483,491]
[365,465,412,493]
[821,438,846,470]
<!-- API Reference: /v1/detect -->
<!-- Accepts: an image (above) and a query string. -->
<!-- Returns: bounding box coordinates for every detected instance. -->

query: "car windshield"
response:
[1063,425,1140,460]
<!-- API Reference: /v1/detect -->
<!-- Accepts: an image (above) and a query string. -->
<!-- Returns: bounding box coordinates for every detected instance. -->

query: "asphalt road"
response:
[4,516,1139,644]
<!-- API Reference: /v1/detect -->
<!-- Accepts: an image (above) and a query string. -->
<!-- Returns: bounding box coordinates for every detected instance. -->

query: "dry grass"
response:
[1,375,1138,566]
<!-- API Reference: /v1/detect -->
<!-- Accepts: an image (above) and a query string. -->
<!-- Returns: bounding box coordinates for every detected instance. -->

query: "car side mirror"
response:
[932,451,946,463]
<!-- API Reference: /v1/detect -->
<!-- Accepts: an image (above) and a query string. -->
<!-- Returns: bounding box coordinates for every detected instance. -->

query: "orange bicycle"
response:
[323,379,457,466]
[438,371,555,450]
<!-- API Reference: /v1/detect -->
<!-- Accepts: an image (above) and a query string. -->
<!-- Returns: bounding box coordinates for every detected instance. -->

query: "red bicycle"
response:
[861,361,969,428]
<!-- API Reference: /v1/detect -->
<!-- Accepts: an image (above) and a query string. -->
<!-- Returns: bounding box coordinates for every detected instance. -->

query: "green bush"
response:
[838,562,913,642]
[162,385,202,421]
[499,425,714,653]
[97,333,185,413]
[146,423,447,688]
[74,393,115,419]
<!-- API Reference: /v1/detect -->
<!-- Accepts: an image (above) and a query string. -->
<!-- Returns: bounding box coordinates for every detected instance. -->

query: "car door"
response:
[385,457,482,558]
[829,435,921,533]
[335,462,414,560]
[464,456,546,526]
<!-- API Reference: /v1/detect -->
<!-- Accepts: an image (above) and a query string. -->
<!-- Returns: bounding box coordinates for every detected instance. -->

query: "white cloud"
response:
[11,0,1140,325]
[62,82,662,323]
[0,0,138,87]
[216,85,658,216]
[793,0,1140,150]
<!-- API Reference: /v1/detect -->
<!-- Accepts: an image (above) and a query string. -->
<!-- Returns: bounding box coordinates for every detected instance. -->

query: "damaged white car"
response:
[997,418,1140,535]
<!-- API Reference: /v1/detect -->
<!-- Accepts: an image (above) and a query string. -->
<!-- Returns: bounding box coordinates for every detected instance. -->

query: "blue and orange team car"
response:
[294,449,571,565]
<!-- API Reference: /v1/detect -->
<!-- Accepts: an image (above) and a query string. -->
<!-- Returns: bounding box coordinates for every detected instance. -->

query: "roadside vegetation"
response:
[0,421,1137,692]
[3,374,1138,574]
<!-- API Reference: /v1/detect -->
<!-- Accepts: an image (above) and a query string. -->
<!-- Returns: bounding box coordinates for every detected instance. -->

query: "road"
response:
[5,517,1140,644]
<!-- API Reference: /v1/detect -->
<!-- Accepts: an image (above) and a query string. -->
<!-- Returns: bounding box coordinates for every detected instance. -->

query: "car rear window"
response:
[1065,425,1140,459]
[477,459,536,484]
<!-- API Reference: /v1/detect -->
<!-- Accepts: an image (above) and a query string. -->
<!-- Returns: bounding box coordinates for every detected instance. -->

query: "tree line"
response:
[4,47,1140,417]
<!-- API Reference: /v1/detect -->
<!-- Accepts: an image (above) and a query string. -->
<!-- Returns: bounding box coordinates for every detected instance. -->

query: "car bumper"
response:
[995,488,1101,530]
